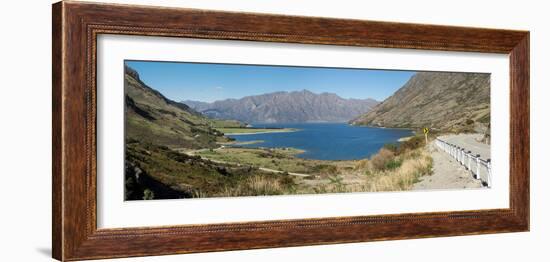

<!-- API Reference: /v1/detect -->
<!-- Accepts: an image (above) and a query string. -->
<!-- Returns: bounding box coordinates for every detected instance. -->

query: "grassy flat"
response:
[196,147,347,175]
[210,119,245,128]
[217,127,298,135]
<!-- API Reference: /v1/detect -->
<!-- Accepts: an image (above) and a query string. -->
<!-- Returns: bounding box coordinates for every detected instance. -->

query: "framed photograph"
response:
[52,1,529,261]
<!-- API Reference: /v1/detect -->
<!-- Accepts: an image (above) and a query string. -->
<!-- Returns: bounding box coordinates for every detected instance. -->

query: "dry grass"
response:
[359,136,432,190]
[158,136,435,198]
[193,175,296,198]
[199,137,434,196]
[307,143,431,193]
[189,146,433,197]
[363,149,433,192]
[308,147,432,194]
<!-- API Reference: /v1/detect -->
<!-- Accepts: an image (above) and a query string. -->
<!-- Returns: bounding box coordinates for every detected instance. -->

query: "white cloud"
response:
[214,86,223,90]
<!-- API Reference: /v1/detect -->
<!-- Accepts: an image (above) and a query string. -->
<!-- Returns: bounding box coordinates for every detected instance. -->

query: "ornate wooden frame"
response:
[52,1,530,261]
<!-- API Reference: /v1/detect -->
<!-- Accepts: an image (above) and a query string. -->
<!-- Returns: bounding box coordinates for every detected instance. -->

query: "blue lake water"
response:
[227,123,413,161]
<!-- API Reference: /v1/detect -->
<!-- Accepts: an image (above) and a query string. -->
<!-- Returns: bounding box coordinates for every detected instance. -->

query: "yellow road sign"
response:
[423,127,429,134]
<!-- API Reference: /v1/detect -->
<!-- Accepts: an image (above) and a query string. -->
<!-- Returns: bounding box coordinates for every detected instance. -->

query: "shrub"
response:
[385,158,403,170]
[311,164,338,175]
[370,148,395,171]
[369,150,433,191]
[417,156,434,176]
[258,152,271,158]
[328,175,343,185]
[279,175,296,188]
[397,135,425,154]
[383,143,399,153]
[327,175,346,192]
[143,189,155,200]
[126,137,139,144]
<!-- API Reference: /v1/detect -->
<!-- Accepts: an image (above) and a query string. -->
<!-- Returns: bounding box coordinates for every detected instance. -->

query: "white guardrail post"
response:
[435,138,490,187]
[468,151,472,172]
[475,154,481,180]
[453,145,458,160]
[452,145,458,160]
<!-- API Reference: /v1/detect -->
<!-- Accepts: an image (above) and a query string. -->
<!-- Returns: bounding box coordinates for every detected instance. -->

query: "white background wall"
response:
[0,0,546,261]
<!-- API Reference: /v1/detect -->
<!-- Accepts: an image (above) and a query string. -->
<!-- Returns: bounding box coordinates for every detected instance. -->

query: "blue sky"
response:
[125,60,416,102]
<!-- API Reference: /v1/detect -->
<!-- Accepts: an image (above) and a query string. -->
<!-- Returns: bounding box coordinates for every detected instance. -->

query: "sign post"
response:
[423,127,429,144]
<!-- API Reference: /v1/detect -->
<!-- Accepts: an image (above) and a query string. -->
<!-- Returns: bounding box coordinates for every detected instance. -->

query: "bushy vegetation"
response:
[310,164,338,175]
[143,189,155,200]
[385,158,403,170]
[349,147,433,192]
[397,135,426,154]
[371,148,396,171]
[125,132,435,199]
[193,174,298,198]
[197,147,335,175]
[125,140,299,200]
[342,134,433,192]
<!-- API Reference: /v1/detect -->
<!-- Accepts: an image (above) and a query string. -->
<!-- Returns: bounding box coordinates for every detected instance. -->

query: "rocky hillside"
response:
[351,72,490,132]
[125,66,233,149]
[183,90,378,123]
[125,66,282,200]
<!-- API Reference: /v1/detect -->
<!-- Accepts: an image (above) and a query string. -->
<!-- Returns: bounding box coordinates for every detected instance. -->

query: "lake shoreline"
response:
[350,122,418,131]
[223,128,299,135]
[224,123,413,161]
[218,127,299,136]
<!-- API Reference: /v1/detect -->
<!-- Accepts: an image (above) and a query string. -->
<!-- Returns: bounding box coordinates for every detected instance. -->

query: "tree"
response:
[143,189,155,200]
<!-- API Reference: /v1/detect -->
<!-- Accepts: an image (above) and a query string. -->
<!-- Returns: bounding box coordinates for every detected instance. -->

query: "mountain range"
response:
[126,64,490,140]
[351,72,490,131]
[183,91,379,123]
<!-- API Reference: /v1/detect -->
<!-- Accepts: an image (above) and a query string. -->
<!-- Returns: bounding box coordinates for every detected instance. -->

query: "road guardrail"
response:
[435,138,492,187]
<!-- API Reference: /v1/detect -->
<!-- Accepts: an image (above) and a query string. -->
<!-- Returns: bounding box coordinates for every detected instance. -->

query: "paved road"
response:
[438,134,491,160]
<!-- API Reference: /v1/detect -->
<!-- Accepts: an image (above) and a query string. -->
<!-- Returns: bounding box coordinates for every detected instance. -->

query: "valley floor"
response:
[126,132,490,200]
[189,136,435,196]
